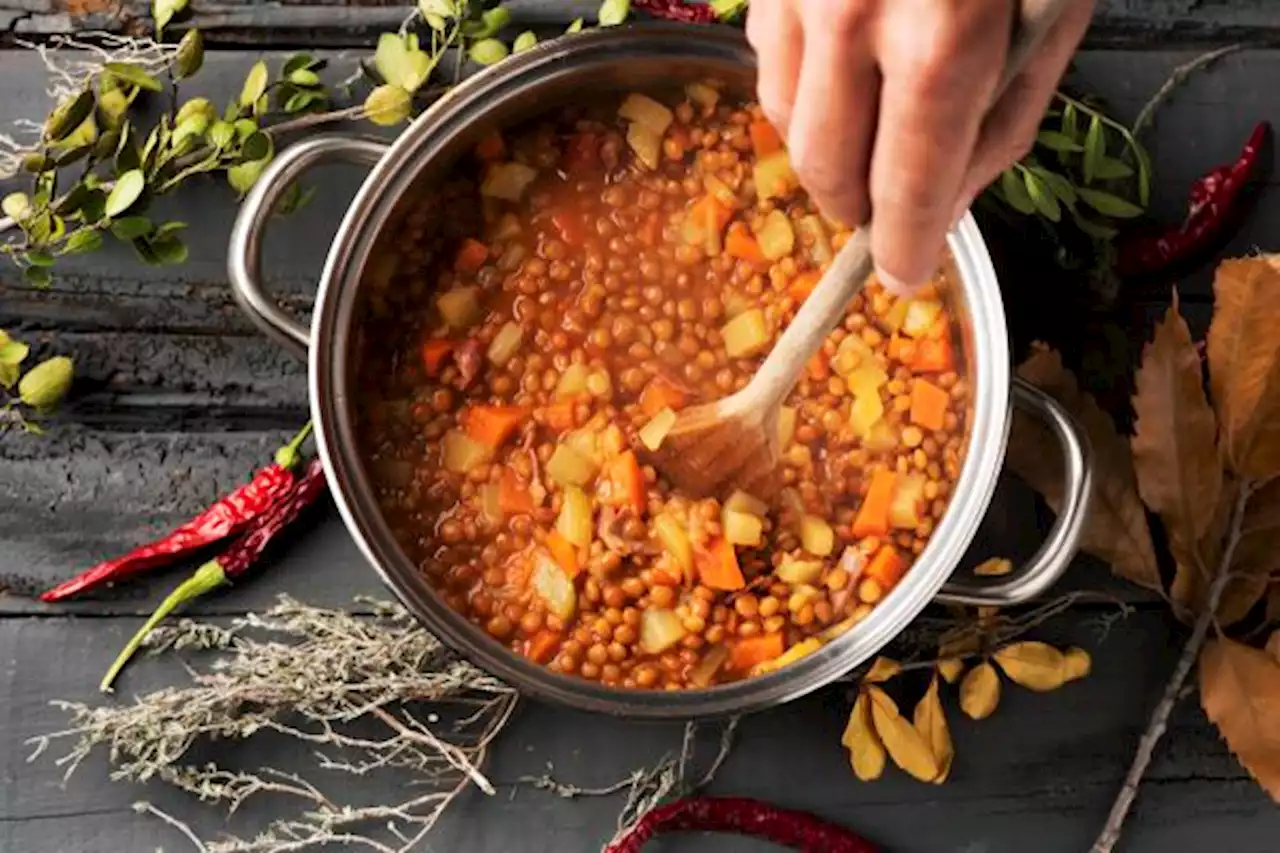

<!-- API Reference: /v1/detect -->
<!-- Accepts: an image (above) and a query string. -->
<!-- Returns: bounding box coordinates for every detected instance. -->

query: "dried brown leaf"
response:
[1268,585,1280,625]
[993,641,1067,692]
[1199,636,1280,801]
[1063,646,1092,681]
[973,557,1012,577]
[959,661,1001,720]
[1130,299,1223,571]
[936,658,964,684]
[842,690,886,781]
[1266,631,1280,664]
[1008,344,1162,593]
[863,656,902,684]
[868,685,940,783]
[1219,477,1280,625]
[913,676,953,784]
[1208,256,1280,480]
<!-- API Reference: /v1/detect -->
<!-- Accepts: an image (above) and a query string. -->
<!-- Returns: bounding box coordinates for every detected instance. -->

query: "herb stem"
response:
[1091,479,1255,853]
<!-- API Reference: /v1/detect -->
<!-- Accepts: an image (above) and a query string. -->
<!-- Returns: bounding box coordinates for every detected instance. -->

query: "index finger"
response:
[868,1,1013,291]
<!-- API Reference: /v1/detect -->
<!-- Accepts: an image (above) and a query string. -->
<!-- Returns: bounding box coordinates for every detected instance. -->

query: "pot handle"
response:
[227,134,390,359]
[935,378,1093,606]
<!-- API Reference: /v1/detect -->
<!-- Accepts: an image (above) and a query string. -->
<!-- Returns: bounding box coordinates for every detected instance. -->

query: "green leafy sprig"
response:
[984,93,1151,272]
[0,329,73,434]
[0,0,630,285]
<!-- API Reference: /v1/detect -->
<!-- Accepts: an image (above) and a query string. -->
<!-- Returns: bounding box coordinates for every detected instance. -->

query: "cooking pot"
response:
[227,23,1092,719]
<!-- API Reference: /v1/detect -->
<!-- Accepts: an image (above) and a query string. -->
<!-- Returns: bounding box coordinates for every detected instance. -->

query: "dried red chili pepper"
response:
[1115,121,1272,280]
[40,424,314,603]
[100,457,328,691]
[631,0,719,24]
[604,795,878,853]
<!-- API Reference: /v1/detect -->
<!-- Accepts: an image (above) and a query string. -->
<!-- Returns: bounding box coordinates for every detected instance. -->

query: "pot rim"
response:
[308,23,1012,719]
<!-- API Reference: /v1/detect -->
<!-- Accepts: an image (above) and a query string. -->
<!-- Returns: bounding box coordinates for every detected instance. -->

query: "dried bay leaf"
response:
[1130,300,1223,569]
[1208,257,1280,480]
[1199,637,1280,800]
[959,661,1001,720]
[868,686,940,783]
[973,557,1012,577]
[913,676,953,784]
[936,658,964,684]
[994,641,1067,692]
[842,691,886,781]
[863,656,902,683]
[1063,647,1092,681]
[1008,344,1161,593]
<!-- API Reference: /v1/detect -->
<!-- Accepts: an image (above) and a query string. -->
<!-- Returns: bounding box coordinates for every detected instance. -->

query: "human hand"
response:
[747,0,1095,292]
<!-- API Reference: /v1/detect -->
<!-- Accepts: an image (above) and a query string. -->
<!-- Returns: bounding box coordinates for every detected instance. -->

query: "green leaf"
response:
[208,120,235,150]
[999,169,1036,215]
[709,0,748,19]
[275,184,316,217]
[374,33,432,93]
[153,0,188,34]
[468,38,509,67]
[1029,167,1077,206]
[0,364,17,389]
[566,17,584,33]
[2,192,30,221]
[1070,208,1120,240]
[1092,156,1134,180]
[149,235,189,265]
[287,68,321,88]
[104,169,145,218]
[1036,130,1082,153]
[103,62,164,93]
[1134,144,1153,207]
[227,157,271,195]
[1076,186,1144,218]
[110,216,154,240]
[23,266,51,288]
[239,60,269,109]
[1060,102,1079,141]
[1082,115,1104,184]
[62,228,104,255]
[79,190,107,224]
[462,7,511,38]
[233,118,258,141]
[44,91,95,142]
[284,90,325,113]
[241,131,272,163]
[363,84,412,127]
[54,184,90,218]
[597,0,630,26]
[26,249,55,267]
[513,31,538,53]
[1023,170,1061,222]
[283,53,318,76]
[175,28,204,80]
[0,340,30,367]
[115,127,142,173]
[154,221,187,238]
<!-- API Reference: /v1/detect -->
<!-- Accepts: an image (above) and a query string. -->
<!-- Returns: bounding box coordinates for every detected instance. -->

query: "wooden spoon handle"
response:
[741,0,1075,413]
[745,228,874,411]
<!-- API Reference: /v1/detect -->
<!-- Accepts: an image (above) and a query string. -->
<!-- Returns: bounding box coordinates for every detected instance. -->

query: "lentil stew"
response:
[353,83,971,691]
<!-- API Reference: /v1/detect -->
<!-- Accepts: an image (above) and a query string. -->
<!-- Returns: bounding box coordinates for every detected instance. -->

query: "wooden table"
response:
[3,3,1280,850]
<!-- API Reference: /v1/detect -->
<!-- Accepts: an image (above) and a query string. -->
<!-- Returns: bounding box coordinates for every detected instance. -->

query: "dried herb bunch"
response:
[33,597,519,853]
[32,595,741,853]
[1007,255,1280,851]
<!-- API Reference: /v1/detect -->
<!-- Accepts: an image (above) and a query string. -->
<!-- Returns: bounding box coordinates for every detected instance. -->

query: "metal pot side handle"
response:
[227,134,390,360]
[936,377,1094,607]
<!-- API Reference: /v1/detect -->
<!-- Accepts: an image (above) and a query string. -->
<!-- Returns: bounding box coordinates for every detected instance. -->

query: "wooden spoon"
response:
[648,0,1074,497]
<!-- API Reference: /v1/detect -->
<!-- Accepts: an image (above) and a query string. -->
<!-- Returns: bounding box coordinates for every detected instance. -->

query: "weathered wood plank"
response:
[2,611,1275,852]
[6,0,1280,47]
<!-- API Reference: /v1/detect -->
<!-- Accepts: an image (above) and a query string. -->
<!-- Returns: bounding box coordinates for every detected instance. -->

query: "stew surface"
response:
[354,83,971,690]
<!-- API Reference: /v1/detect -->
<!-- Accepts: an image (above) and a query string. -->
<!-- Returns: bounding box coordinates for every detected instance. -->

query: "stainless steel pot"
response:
[228,24,1092,719]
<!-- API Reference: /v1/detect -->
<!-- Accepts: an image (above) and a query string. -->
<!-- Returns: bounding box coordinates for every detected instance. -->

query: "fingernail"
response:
[875,266,920,297]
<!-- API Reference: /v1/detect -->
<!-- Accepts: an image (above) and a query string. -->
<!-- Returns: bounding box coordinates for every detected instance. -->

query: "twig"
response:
[1090,480,1254,853]
[133,801,208,853]
[1131,44,1244,140]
